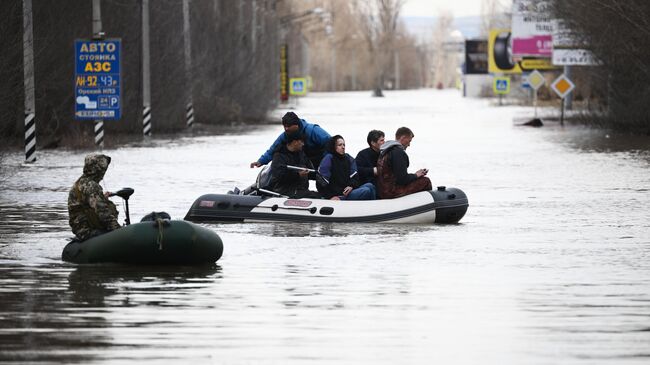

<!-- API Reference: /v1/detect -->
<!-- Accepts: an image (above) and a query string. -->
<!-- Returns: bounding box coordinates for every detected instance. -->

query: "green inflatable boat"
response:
[62,188,223,265]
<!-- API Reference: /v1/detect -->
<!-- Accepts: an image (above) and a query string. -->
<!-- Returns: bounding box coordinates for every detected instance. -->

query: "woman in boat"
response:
[317,135,376,200]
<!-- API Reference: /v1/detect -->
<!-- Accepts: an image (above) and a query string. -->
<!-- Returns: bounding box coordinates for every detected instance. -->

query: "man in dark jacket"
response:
[68,154,121,240]
[355,129,385,185]
[376,127,432,199]
[251,111,331,169]
[269,131,321,199]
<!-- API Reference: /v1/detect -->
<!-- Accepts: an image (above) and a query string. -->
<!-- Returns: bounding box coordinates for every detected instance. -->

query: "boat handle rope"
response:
[266,204,318,214]
[154,218,171,250]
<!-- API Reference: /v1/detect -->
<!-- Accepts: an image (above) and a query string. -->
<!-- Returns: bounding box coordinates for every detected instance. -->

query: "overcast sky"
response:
[401,0,510,18]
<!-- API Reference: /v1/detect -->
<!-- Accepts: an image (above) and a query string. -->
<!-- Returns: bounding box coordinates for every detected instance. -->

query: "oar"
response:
[286,165,329,184]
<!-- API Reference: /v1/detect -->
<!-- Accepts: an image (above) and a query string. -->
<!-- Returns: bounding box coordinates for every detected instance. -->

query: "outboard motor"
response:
[109,187,134,225]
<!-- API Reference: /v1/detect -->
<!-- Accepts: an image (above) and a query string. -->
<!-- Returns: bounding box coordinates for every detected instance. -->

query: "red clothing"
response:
[376,145,432,199]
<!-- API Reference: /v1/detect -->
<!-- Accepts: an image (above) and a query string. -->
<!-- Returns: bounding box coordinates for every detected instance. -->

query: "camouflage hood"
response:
[82,154,111,182]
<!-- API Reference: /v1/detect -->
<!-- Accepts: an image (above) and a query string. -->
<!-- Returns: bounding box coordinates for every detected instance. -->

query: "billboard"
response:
[488,29,522,74]
[511,0,553,57]
[74,39,121,120]
[489,29,557,73]
[464,40,488,75]
[552,19,598,66]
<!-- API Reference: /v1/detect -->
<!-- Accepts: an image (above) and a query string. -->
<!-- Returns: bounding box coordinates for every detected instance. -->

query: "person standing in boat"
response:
[269,131,322,199]
[68,154,121,241]
[318,135,376,200]
[377,127,432,199]
[355,129,385,185]
[250,111,331,169]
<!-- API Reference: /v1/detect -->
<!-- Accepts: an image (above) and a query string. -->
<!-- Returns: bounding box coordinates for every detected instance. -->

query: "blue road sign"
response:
[289,77,308,96]
[75,39,121,120]
[493,76,510,94]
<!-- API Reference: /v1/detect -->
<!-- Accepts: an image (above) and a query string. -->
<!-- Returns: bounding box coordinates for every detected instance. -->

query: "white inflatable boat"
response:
[184,186,468,224]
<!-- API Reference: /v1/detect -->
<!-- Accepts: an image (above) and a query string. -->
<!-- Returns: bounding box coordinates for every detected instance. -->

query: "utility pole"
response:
[564,65,573,110]
[394,50,400,89]
[142,0,152,136]
[92,0,104,147]
[22,0,37,162]
[182,0,194,128]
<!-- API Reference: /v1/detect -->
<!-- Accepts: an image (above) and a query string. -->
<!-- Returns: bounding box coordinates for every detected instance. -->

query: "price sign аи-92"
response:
[74,39,121,120]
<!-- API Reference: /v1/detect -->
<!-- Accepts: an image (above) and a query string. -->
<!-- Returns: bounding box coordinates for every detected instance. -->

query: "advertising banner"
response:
[488,29,522,74]
[552,20,598,66]
[464,40,488,75]
[74,39,121,120]
[489,29,557,74]
[280,44,289,102]
[511,0,553,57]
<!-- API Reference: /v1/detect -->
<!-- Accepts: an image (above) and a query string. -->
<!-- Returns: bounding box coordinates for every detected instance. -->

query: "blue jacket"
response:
[257,119,331,165]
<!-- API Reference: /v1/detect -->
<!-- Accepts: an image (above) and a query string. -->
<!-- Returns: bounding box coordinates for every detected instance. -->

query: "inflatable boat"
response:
[185,186,468,224]
[62,188,223,265]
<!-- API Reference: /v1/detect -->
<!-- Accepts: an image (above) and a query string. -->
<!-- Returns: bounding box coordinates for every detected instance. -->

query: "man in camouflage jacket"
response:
[68,154,120,240]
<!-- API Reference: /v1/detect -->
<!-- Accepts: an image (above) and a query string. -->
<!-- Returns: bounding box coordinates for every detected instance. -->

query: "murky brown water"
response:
[1,90,649,364]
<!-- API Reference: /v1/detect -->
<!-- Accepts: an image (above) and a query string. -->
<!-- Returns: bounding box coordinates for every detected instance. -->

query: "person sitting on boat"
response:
[269,131,322,199]
[377,127,432,199]
[318,135,377,200]
[355,129,385,185]
[67,154,121,241]
[250,111,331,170]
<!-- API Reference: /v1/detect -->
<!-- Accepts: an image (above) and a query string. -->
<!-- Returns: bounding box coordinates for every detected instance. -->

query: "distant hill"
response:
[402,16,484,43]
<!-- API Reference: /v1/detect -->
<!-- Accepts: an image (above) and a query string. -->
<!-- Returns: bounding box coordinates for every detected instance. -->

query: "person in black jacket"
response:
[317,135,376,200]
[269,131,321,199]
[355,130,385,185]
[377,127,432,199]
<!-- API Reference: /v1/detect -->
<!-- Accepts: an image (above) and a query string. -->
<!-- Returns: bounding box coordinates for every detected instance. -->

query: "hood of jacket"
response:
[379,140,403,156]
[82,154,111,182]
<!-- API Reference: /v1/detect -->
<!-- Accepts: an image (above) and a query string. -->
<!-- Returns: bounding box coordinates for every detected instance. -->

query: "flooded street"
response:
[1,89,649,364]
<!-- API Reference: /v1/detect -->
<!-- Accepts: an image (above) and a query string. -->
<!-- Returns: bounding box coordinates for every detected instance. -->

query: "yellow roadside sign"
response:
[528,70,545,90]
[551,74,575,98]
[520,59,556,70]
[289,78,308,96]
[488,29,522,74]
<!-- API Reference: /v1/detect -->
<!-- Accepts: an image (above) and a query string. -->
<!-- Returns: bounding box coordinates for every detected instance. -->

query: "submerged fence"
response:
[1,0,282,158]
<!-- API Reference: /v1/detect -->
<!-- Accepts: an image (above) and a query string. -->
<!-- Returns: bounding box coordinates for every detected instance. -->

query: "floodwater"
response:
[1,89,649,364]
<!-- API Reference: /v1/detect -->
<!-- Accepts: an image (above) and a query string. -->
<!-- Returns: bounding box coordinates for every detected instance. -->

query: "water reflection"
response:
[0,263,222,363]
[215,221,436,238]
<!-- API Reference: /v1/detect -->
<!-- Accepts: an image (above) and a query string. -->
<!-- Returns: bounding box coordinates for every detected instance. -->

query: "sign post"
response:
[551,74,575,126]
[289,78,308,96]
[493,76,510,105]
[22,0,37,163]
[527,70,546,118]
[280,44,289,103]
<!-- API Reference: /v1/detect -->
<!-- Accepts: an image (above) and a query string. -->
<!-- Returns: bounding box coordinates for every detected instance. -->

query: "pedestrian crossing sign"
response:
[493,76,510,95]
[290,78,307,96]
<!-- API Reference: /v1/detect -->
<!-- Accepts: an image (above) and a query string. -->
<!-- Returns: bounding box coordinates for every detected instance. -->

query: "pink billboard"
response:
[512,0,553,57]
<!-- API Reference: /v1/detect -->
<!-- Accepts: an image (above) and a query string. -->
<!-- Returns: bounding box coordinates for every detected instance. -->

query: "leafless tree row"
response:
[0,0,283,148]
[550,0,650,133]
[287,0,429,95]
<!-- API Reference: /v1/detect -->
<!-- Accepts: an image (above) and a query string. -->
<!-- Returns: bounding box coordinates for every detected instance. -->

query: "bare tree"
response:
[430,11,455,88]
[480,0,510,37]
[355,0,405,96]
[550,0,650,133]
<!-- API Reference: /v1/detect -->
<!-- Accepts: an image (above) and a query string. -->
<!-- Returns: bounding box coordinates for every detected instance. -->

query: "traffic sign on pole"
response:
[289,78,308,96]
[493,76,511,95]
[551,74,575,99]
[528,70,545,91]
